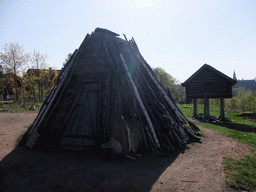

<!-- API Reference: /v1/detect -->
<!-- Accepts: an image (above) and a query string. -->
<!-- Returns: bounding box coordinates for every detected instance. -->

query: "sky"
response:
[0,0,256,83]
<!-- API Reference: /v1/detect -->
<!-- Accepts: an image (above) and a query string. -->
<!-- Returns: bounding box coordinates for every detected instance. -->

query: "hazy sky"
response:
[1,0,255,82]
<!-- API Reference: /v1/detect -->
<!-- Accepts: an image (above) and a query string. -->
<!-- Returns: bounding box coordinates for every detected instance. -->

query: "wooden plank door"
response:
[59,82,99,150]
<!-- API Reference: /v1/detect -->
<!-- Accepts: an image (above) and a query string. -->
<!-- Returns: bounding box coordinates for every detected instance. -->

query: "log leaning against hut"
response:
[22,28,200,154]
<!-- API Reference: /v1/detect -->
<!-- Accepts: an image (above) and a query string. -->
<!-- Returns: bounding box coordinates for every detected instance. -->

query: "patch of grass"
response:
[185,144,191,149]
[195,130,204,136]
[34,103,41,109]
[0,101,42,113]
[223,155,256,190]
[16,125,31,145]
[177,104,193,118]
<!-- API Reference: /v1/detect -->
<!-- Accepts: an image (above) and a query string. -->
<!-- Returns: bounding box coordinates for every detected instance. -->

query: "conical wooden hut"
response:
[23,28,200,153]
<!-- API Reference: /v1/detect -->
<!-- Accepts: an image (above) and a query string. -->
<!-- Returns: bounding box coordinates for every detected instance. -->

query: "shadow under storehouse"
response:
[0,145,179,192]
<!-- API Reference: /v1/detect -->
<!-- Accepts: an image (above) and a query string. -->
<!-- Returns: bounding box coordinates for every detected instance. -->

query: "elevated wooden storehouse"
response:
[22,28,200,154]
[182,64,237,121]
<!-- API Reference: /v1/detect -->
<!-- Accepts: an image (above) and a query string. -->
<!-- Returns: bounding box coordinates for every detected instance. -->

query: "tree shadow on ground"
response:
[194,114,256,133]
[209,119,256,133]
[0,145,179,192]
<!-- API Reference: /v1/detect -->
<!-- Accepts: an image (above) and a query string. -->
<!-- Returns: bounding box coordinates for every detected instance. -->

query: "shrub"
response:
[237,90,256,112]
[226,88,256,112]
[226,97,237,110]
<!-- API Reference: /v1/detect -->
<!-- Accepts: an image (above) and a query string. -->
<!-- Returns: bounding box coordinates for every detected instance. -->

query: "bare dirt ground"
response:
[0,112,254,192]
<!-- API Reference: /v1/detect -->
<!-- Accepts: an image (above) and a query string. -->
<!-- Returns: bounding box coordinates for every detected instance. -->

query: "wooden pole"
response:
[136,55,187,124]
[206,97,210,121]
[219,97,225,121]
[193,98,197,118]
[120,54,160,148]
[204,93,207,121]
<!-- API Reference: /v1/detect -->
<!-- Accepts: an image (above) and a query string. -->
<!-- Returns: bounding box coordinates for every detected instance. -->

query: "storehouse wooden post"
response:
[219,97,225,121]
[193,98,197,118]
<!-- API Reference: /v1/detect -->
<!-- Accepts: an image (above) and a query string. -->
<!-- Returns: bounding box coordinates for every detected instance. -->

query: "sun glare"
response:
[121,0,166,13]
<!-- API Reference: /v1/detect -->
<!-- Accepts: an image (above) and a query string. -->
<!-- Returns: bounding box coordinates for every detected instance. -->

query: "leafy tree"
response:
[0,64,3,75]
[0,65,4,96]
[23,50,57,100]
[153,67,186,103]
[226,87,256,112]
[63,53,72,68]
[237,90,256,112]
[37,68,58,100]
[30,50,48,69]
[153,67,177,90]
[172,84,186,103]
[0,42,29,101]
[226,97,237,110]
[23,71,37,100]
[30,50,49,100]
[232,87,246,98]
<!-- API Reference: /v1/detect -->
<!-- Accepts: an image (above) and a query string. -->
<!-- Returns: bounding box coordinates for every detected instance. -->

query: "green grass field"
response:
[177,102,256,190]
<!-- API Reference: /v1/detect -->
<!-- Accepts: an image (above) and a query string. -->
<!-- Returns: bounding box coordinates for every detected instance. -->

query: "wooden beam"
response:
[206,97,209,121]
[193,98,197,118]
[204,93,209,121]
[120,54,160,148]
[219,97,225,121]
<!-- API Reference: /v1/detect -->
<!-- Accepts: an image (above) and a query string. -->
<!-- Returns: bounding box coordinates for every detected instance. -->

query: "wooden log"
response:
[0,101,13,103]
[161,131,175,151]
[126,42,201,145]
[120,54,160,148]
[188,121,200,131]
[40,34,91,133]
[121,116,135,152]
[135,55,188,124]
[171,127,185,149]
[184,126,201,141]
[123,34,128,42]
[144,125,157,151]
[108,43,157,151]
[125,45,200,145]
[103,41,118,140]
[135,53,187,125]
[123,45,179,125]
[140,125,149,151]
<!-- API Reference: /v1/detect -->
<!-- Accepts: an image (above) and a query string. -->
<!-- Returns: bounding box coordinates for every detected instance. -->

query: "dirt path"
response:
[0,113,253,191]
[0,112,38,160]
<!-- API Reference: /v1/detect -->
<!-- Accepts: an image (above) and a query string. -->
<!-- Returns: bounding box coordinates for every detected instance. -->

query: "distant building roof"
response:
[26,68,61,75]
[233,79,256,91]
